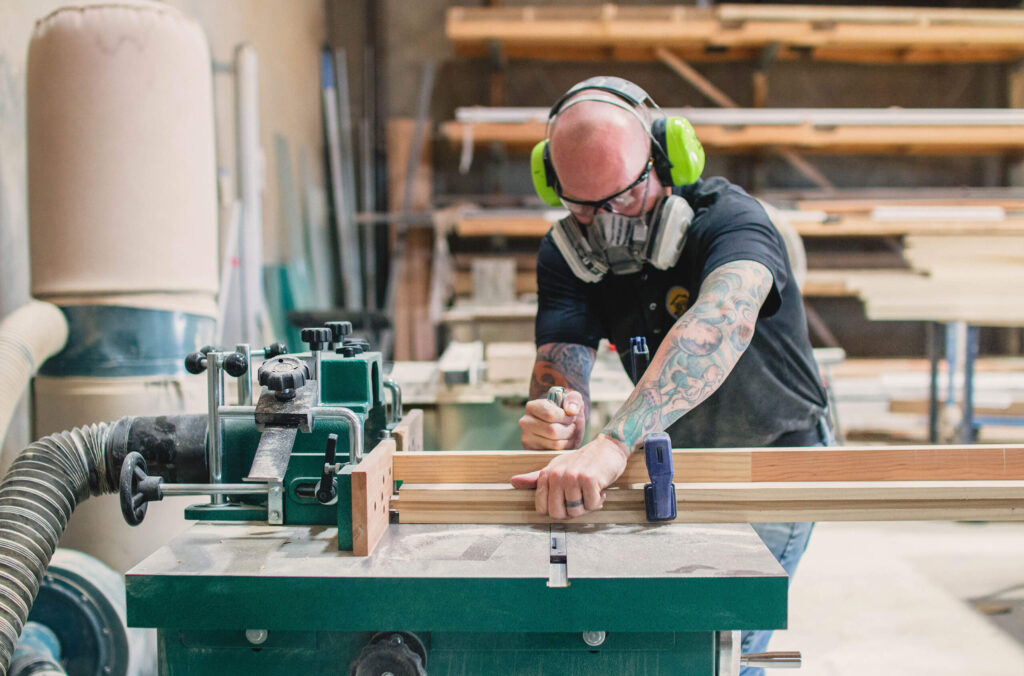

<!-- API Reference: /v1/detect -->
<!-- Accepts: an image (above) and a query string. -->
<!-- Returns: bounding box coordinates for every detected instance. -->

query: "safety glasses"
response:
[557,158,654,218]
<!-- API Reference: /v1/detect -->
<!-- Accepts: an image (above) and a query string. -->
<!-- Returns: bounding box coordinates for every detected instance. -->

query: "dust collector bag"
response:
[27,1,218,299]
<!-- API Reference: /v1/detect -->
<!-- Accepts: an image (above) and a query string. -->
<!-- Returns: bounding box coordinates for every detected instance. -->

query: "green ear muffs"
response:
[531,140,562,207]
[532,78,707,204]
[651,117,705,187]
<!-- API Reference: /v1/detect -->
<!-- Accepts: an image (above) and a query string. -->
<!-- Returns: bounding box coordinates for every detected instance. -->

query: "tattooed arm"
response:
[602,259,774,450]
[528,343,596,416]
[511,259,773,518]
[519,343,596,451]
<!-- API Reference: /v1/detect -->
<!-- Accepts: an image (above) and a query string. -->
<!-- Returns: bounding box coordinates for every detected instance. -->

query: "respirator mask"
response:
[550,194,694,283]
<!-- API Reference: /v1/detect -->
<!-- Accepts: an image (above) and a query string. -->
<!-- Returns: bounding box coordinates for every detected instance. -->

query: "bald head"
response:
[549,95,650,200]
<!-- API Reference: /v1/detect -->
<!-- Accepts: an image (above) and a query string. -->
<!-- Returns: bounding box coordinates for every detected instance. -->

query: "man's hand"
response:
[519,390,587,450]
[510,434,629,519]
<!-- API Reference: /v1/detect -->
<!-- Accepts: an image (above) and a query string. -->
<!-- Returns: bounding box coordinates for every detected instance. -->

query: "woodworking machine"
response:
[113,322,794,675]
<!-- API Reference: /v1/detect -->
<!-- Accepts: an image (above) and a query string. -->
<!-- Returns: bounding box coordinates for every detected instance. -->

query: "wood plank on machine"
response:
[392,445,1024,485]
[393,481,1024,524]
[395,482,1024,521]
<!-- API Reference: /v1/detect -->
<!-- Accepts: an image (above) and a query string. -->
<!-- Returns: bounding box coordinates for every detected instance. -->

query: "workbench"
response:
[126,522,787,674]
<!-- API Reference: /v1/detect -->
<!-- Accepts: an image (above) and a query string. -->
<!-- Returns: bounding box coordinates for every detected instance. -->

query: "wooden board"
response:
[393,445,1024,486]
[446,5,1024,63]
[392,408,424,453]
[442,120,1024,154]
[454,212,1024,239]
[890,400,1024,417]
[394,481,1024,524]
[351,438,396,556]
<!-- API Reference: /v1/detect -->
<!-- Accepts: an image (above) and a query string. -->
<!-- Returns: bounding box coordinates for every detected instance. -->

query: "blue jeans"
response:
[739,418,833,676]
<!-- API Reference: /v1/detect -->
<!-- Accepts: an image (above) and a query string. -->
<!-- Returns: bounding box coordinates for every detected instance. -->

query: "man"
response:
[510,77,831,669]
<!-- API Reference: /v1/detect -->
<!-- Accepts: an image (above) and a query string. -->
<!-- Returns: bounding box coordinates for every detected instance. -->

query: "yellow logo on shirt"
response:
[666,286,690,319]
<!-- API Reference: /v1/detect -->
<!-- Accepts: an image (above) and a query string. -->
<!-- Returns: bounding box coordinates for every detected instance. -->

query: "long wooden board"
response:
[351,438,396,556]
[447,5,1024,64]
[394,481,1024,524]
[393,445,1024,486]
[442,121,1024,154]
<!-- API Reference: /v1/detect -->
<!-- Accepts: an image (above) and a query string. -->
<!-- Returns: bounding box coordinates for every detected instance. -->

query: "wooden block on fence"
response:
[351,438,396,556]
[392,409,424,453]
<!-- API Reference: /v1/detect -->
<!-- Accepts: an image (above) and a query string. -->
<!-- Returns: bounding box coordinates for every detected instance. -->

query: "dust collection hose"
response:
[0,302,68,445]
[0,422,113,674]
[0,412,200,675]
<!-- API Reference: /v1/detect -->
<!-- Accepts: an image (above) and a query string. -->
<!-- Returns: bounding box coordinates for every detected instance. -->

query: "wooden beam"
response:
[394,480,1024,524]
[655,47,737,108]
[453,211,1024,239]
[394,445,1024,485]
[351,438,396,556]
[446,5,1024,64]
[441,120,1024,154]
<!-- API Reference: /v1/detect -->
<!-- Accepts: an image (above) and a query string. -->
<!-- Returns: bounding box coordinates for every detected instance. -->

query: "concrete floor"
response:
[770,521,1024,675]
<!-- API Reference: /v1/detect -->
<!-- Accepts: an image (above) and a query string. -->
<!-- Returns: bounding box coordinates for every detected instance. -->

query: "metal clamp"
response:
[383,379,403,424]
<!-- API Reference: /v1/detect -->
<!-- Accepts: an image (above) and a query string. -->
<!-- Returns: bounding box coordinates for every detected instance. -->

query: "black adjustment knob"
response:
[223,352,249,378]
[316,434,339,504]
[336,345,356,358]
[257,356,310,400]
[343,338,370,355]
[263,342,288,359]
[325,321,353,346]
[119,452,164,526]
[301,327,332,352]
[199,345,218,355]
[184,351,208,374]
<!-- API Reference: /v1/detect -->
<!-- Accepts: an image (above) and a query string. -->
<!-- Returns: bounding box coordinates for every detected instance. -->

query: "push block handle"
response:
[643,432,676,522]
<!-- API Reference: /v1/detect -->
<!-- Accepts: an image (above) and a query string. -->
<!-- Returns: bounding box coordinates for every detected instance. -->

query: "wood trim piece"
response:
[351,438,396,556]
[394,481,1024,524]
[393,445,1024,485]
[392,408,424,453]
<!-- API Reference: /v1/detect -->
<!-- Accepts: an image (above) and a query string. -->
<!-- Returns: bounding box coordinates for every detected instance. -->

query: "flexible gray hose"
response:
[0,302,68,447]
[0,423,112,674]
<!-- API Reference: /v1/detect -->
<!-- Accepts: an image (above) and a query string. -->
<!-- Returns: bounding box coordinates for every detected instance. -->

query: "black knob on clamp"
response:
[257,356,310,401]
[316,433,339,504]
[325,321,353,348]
[223,351,249,378]
[184,351,207,374]
[301,327,332,352]
[119,452,164,526]
[342,337,370,355]
[263,342,289,359]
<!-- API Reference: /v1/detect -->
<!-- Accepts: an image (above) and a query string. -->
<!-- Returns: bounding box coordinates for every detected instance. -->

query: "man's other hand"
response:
[510,434,629,519]
[519,390,587,450]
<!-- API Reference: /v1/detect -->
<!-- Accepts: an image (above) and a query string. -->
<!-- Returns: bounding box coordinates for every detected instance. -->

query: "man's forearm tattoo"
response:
[530,343,596,417]
[601,260,773,450]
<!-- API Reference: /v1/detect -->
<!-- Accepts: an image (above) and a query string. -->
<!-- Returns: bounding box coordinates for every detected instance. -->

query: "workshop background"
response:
[1,1,1024,675]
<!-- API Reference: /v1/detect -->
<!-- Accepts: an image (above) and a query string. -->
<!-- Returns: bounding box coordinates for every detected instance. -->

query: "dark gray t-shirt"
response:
[534,176,828,448]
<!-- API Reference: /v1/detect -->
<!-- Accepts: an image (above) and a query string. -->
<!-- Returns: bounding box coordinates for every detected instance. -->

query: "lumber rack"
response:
[447,4,1024,64]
